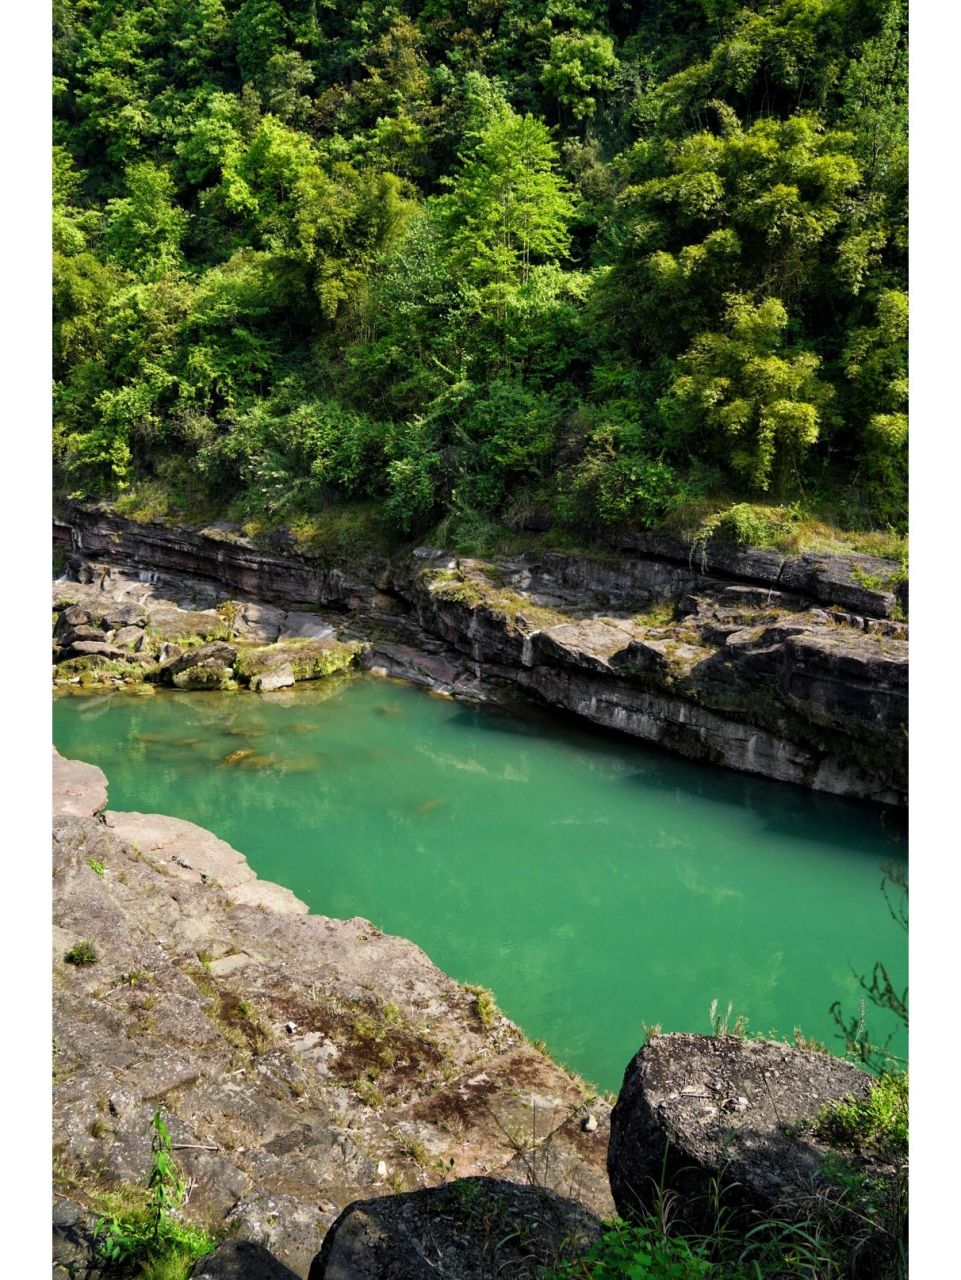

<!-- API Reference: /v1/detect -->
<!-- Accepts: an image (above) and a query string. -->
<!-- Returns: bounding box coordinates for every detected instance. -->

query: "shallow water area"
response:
[53,676,907,1091]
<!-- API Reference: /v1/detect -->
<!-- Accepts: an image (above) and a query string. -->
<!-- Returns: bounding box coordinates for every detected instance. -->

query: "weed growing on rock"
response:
[95,1109,216,1279]
[548,1218,717,1279]
[64,939,98,966]
[87,858,106,877]
[708,999,748,1037]
[814,1073,908,1160]
[464,983,498,1027]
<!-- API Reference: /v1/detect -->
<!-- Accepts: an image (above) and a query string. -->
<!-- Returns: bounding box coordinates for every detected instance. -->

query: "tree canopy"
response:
[53,0,908,540]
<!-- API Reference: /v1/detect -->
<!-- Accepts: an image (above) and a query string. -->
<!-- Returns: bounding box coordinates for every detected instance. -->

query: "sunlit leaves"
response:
[436,105,574,295]
[663,294,830,492]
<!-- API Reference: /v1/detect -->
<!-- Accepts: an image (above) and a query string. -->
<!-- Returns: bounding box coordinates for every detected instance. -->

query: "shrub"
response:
[64,940,98,966]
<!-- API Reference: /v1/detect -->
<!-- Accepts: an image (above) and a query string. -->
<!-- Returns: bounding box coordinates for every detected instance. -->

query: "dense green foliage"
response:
[53,0,907,539]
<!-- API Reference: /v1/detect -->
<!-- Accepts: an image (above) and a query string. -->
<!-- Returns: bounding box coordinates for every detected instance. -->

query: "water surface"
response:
[53,678,907,1091]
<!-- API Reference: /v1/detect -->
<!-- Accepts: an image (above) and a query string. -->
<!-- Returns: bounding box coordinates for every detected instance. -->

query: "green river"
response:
[53,677,907,1092]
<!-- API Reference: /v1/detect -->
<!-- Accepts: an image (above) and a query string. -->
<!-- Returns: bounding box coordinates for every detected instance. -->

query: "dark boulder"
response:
[607,1034,872,1230]
[308,1178,602,1280]
[191,1241,300,1280]
[54,605,104,640]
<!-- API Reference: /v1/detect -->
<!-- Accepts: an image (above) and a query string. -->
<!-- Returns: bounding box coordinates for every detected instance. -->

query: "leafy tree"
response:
[235,0,286,87]
[436,105,574,300]
[104,162,188,280]
[661,294,831,493]
[541,31,619,122]
[844,289,908,526]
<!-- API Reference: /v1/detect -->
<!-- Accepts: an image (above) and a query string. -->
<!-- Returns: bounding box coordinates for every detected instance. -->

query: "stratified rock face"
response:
[53,759,612,1278]
[307,1178,602,1280]
[55,503,375,611]
[53,506,907,801]
[607,1034,872,1229]
[394,555,907,803]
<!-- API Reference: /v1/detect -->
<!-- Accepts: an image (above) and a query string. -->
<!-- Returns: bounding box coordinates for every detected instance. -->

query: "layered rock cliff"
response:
[53,504,907,803]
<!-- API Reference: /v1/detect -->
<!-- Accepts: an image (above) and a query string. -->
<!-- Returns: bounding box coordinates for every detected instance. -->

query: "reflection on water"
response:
[54,677,907,1091]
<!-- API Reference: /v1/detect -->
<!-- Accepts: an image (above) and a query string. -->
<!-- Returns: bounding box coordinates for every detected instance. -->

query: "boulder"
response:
[148,606,227,640]
[171,661,235,690]
[607,1033,873,1230]
[55,604,102,639]
[308,1179,602,1280]
[59,624,107,647]
[250,661,296,693]
[66,640,130,662]
[101,601,148,629]
[112,625,146,651]
[163,641,238,689]
[234,638,356,685]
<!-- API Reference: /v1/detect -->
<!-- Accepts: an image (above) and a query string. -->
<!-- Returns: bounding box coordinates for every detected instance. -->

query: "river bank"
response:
[52,751,903,1280]
[53,751,614,1275]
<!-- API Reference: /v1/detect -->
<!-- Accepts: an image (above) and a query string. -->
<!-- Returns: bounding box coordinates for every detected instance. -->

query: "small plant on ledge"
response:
[95,1108,216,1279]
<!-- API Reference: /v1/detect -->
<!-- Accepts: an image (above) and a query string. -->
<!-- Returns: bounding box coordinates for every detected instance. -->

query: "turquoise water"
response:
[53,677,907,1092]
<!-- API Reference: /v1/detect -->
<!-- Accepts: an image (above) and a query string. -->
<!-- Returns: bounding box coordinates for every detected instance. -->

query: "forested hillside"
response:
[53,1,907,549]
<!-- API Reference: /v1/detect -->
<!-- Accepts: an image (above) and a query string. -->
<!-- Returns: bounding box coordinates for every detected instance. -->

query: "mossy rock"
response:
[171,661,236,691]
[234,638,359,685]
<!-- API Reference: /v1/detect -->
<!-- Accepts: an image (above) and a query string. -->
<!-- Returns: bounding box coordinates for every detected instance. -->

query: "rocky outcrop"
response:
[308,1178,602,1280]
[393,554,907,803]
[53,506,907,802]
[607,1033,873,1230]
[51,574,361,694]
[53,757,612,1278]
[610,530,905,619]
[55,504,381,611]
[53,749,108,818]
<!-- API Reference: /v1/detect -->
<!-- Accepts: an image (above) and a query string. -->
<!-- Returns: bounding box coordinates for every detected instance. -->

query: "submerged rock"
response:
[308,1179,602,1280]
